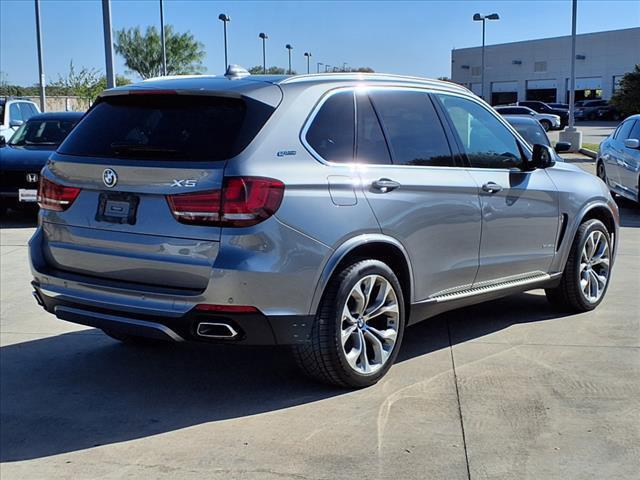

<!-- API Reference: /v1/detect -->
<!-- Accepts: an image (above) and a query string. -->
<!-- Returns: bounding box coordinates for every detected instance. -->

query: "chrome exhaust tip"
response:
[196,322,239,339]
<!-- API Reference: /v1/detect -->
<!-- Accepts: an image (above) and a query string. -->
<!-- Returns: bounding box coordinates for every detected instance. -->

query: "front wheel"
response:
[545,219,612,312]
[540,119,552,131]
[293,259,405,388]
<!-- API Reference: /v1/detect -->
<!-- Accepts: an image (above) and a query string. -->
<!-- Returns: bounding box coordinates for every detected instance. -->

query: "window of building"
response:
[369,90,454,167]
[305,91,355,163]
[534,61,547,73]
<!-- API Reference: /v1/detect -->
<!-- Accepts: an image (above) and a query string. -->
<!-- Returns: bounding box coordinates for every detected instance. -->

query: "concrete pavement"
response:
[1,162,639,479]
[548,120,619,147]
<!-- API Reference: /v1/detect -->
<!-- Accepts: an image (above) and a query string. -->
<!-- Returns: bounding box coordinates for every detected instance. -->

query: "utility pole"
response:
[102,0,116,89]
[34,0,46,111]
[160,0,167,76]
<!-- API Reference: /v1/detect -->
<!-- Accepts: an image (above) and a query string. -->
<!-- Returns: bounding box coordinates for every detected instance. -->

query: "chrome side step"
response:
[430,272,552,303]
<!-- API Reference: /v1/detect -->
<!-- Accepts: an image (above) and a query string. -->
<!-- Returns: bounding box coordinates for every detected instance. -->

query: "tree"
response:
[114,25,205,79]
[610,65,640,117]
[247,66,290,75]
[50,61,131,105]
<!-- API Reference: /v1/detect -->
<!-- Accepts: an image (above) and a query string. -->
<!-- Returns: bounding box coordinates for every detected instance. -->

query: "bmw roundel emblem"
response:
[102,168,117,188]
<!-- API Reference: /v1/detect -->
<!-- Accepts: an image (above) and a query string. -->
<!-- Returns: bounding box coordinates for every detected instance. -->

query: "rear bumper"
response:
[32,282,313,345]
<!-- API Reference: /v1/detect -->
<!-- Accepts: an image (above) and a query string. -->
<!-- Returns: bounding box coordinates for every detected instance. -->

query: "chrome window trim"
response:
[299,84,477,170]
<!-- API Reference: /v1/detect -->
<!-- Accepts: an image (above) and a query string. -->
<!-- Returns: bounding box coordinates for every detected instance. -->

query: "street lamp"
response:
[472,12,499,101]
[159,0,167,76]
[285,44,293,74]
[304,52,312,74]
[34,0,46,111]
[316,62,323,73]
[218,13,230,71]
[259,33,268,74]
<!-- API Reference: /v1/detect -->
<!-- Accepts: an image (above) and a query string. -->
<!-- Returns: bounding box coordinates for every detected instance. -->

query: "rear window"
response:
[58,94,274,161]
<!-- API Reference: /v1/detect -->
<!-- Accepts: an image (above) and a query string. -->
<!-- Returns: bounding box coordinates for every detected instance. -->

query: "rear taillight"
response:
[166,176,284,227]
[37,177,81,211]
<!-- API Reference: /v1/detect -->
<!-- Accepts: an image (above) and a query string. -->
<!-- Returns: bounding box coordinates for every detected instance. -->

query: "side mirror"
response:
[9,119,23,128]
[527,144,555,170]
[555,141,571,153]
[0,136,5,147]
[624,138,640,149]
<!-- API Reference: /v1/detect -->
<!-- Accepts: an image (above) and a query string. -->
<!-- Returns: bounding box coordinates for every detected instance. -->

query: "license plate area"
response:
[96,192,139,225]
[18,189,38,203]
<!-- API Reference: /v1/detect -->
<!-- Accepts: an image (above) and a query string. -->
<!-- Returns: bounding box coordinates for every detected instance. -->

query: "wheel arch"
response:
[309,234,414,316]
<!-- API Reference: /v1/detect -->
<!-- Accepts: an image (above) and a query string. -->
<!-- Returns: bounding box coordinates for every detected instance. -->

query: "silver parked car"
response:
[597,114,640,204]
[30,70,619,387]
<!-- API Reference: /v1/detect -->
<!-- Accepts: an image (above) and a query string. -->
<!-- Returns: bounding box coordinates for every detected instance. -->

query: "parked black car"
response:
[0,111,83,215]
[517,101,569,128]
[595,104,623,121]
[574,99,609,121]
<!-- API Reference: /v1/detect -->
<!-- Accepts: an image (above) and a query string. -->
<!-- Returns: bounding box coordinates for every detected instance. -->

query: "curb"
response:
[579,148,597,159]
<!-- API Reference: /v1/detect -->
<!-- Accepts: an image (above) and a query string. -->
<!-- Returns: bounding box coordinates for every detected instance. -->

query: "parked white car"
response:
[494,105,560,131]
[0,98,41,142]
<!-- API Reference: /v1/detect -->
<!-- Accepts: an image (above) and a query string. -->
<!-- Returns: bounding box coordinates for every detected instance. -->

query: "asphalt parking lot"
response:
[1,159,638,480]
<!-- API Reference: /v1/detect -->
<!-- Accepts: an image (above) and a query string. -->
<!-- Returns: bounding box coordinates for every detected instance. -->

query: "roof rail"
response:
[279,72,469,92]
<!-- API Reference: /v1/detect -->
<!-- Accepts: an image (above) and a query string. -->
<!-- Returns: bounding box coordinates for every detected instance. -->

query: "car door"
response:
[435,92,560,284]
[357,88,482,301]
[606,119,635,190]
[618,119,640,198]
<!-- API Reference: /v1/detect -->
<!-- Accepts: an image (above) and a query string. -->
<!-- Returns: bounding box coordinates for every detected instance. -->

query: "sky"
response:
[1,0,639,86]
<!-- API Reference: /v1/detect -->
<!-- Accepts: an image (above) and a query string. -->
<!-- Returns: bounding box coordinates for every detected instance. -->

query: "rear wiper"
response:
[110,142,182,157]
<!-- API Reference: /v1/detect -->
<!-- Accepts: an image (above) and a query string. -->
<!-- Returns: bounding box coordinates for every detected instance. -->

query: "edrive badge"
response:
[102,168,118,188]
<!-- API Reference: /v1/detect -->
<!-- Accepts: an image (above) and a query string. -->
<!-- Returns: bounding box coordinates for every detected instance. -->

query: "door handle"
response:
[371,178,401,192]
[482,182,503,194]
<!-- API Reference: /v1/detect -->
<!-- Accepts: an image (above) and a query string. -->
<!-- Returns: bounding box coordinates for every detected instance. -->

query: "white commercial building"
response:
[451,27,640,105]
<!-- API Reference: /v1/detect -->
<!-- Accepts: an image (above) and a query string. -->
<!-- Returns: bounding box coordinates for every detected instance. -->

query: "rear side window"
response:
[615,120,635,140]
[369,90,453,167]
[356,93,391,165]
[305,91,355,163]
[58,95,274,161]
[436,93,523,169]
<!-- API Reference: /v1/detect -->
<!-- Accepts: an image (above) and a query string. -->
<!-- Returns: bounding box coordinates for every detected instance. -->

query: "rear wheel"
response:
[293,259,405,388]
[540,119,551,131]
[545,219,612,312]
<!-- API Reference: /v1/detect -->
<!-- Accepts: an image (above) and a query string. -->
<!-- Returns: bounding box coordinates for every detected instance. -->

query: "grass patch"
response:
[582,143,600,152]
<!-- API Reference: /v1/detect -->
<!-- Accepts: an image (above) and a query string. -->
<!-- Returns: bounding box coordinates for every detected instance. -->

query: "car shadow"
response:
[0,209,38,229]
[615,197,640,228]
[1,291,572,462]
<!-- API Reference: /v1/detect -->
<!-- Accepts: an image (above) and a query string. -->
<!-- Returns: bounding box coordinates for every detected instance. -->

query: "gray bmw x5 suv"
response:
[30,70,619,387]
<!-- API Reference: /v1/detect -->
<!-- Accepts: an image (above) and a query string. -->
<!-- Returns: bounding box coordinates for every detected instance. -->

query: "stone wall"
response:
[24,96,91,112]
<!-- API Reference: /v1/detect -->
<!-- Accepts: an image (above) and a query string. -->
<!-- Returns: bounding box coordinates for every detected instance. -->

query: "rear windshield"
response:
[58,94,274,161]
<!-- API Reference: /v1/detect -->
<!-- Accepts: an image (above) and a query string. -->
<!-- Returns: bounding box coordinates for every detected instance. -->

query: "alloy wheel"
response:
[579,230,610,303]
[340,275,399,375]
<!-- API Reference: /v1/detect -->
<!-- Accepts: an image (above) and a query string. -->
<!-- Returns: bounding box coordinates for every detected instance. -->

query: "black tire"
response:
[596,160,608,184]
[102,329,167,346]
[545,219,612,312]
[540,119,551,131]
[293,259,405,388]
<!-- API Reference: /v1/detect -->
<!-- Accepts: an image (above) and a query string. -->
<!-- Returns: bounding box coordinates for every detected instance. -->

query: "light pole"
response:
[101,0,115,89]
[259,33,268,74]
[325,64,331,73]
[559,0,582,151]
[34,0,46,111]
[316,62,323,73]
[304,52,312,74]
[472,12,499,101]
[160,0,167,76]
[285,44,293,74]
[218,13,230,71]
